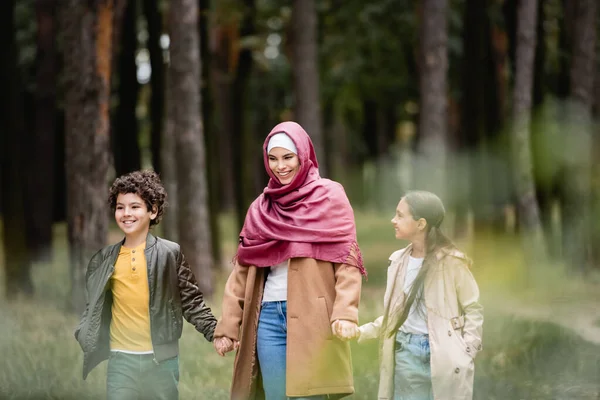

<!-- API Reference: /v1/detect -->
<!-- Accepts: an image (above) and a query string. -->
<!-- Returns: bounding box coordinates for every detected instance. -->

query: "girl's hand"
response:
[331,320,360,341]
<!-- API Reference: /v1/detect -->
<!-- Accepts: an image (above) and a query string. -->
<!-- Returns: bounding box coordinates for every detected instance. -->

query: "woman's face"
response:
[391,198,424,240]
[268,147,300,185]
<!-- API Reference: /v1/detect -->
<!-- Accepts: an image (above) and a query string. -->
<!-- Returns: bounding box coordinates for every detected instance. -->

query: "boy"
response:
[74,170,216,399]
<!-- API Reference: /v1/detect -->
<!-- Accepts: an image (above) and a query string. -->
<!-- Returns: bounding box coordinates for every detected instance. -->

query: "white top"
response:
[262,261,288,302]
[400,255,429,334]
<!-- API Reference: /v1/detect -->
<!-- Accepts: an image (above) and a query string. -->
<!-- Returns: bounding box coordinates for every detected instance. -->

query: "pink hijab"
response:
[235,121,365,275]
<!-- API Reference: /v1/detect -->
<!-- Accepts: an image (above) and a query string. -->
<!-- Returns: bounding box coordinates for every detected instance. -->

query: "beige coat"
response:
[215,257,363,399]
[358,245,483,400]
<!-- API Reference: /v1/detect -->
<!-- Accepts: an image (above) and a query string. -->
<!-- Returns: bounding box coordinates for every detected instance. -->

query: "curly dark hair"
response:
[108,170,167,226]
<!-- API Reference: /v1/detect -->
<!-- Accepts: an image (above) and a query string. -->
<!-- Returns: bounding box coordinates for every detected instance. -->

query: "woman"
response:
[214,121,366,400]
[358,191,483,400]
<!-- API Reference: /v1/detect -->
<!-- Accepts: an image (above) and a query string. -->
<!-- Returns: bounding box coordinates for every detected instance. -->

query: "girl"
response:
[358,191,483,400]
[213,121,365,400]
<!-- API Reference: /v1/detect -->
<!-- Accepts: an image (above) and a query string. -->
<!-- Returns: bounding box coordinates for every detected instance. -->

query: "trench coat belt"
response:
[450,315,465,330]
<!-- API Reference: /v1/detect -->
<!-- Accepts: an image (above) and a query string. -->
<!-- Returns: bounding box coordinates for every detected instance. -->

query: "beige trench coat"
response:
[215,257,363,400]
[358,245,483,400]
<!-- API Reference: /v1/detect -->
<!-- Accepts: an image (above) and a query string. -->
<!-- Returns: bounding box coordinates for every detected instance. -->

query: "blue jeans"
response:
[257,301,326,400]
[107,352,179,400]
[394,331,433,400]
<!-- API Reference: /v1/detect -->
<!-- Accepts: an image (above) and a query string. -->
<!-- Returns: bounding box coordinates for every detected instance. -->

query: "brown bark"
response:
[562,0,597,273]
[199,0,222,267]
[61,0,113,313]
[113,0,141,176]
[511,0,546,260]
[232,0,256,231]
[26,0,58,263]
[168,0,213,294]
[291,0,325,175]
[416,0,448,200]
[0,0,34,299]
[142,0,165,174]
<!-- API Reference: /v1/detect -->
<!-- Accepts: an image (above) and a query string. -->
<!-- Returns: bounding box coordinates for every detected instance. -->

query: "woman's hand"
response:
[331,320,360,341]
[213,336,240,356]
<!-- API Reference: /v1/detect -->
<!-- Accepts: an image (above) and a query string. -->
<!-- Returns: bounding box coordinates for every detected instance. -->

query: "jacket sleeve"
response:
[454,258,484,358]
[358,315,383,343]
[330,263,362,324]
[214,262,249,341]
[73,252,100,343]
[177,251,217,342]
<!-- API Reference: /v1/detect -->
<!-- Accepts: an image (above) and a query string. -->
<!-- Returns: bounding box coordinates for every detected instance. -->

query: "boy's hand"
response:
[331,320,360,341]
[213,337,239,356]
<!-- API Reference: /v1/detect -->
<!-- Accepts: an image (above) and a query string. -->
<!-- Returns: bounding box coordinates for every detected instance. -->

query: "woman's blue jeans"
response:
[394,331,433,400]
[257,301,326,400]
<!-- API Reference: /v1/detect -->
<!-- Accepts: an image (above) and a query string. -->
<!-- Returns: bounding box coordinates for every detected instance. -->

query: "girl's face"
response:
[114,193,157,238]
[391,198,425,241]
[268,147,300,185]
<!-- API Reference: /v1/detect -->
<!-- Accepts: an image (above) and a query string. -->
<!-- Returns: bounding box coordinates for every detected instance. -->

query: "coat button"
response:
[477,344,482,350]
[448,330,452,336]
[455,368,460,374]
[466,347,471,352]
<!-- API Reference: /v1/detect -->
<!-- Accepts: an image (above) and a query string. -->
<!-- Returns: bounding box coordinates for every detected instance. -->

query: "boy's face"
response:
[114,193,157,239]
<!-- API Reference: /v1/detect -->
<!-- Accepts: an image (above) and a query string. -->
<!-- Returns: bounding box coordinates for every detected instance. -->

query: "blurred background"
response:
[0,0,599,399]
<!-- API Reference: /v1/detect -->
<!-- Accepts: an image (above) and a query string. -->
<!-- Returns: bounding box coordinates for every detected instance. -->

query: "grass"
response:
[1,212,599,399]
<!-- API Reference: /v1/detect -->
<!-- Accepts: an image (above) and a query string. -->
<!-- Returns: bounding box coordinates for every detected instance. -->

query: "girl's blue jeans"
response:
[257,301,326,400]
[394,331,433,400]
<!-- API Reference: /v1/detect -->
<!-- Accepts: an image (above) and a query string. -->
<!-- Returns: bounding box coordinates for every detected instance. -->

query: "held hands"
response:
[213,336,240,356]
[331,319,360,341]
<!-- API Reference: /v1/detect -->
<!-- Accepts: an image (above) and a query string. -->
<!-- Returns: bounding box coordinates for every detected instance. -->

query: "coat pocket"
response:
[318,296,333,340]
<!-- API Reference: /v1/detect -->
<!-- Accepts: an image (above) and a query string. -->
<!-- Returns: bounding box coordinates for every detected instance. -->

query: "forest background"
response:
[0,0,599,398]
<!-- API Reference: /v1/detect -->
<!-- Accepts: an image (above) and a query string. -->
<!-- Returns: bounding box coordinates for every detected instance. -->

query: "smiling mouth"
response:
[122,220,137,225]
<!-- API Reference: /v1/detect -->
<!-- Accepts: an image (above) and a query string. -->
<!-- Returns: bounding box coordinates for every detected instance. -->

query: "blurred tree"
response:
[510,0,546,261]
[113,0,141,176]
[232,0,257,230]
[168,0,213,294]
[562,0,596,273]
[291,0,325,175]
[199,0,222,268]
[0,0,35,299]
[61,0,114,313]
[143,0,166,175]
[416,0,449,201]
[25,0,58,263]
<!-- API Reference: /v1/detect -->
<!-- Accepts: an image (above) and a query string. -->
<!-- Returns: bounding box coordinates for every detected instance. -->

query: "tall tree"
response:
[0,0,34,299]
[510,0,546,260]
[26,0,58,263]
[168,0,213,294]
[199,0,222,268]
[416,0,448,200]
[61,0,114,313]
[562,0,597,273]
[143,0,166,174]
[113,0,141,176]
[232,0,256,231]
[291,0,325,175]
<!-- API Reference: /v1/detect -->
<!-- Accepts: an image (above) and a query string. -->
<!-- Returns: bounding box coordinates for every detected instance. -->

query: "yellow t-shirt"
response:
[109,242,153,353]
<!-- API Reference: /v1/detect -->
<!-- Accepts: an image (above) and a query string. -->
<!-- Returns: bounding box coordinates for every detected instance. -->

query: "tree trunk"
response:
[199,0,222,268]
[61,0,113,313]
[142,0,165,174]
[511,0,546,261]
[168,0,213,294]
[25,0,58,263]
[232,0,256,231]
[113,0,141,177]
[562,0,597,274]
[208,6,236,212]
[291,0,325,175]
[416,0,448,201]
[0,0,34,299]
